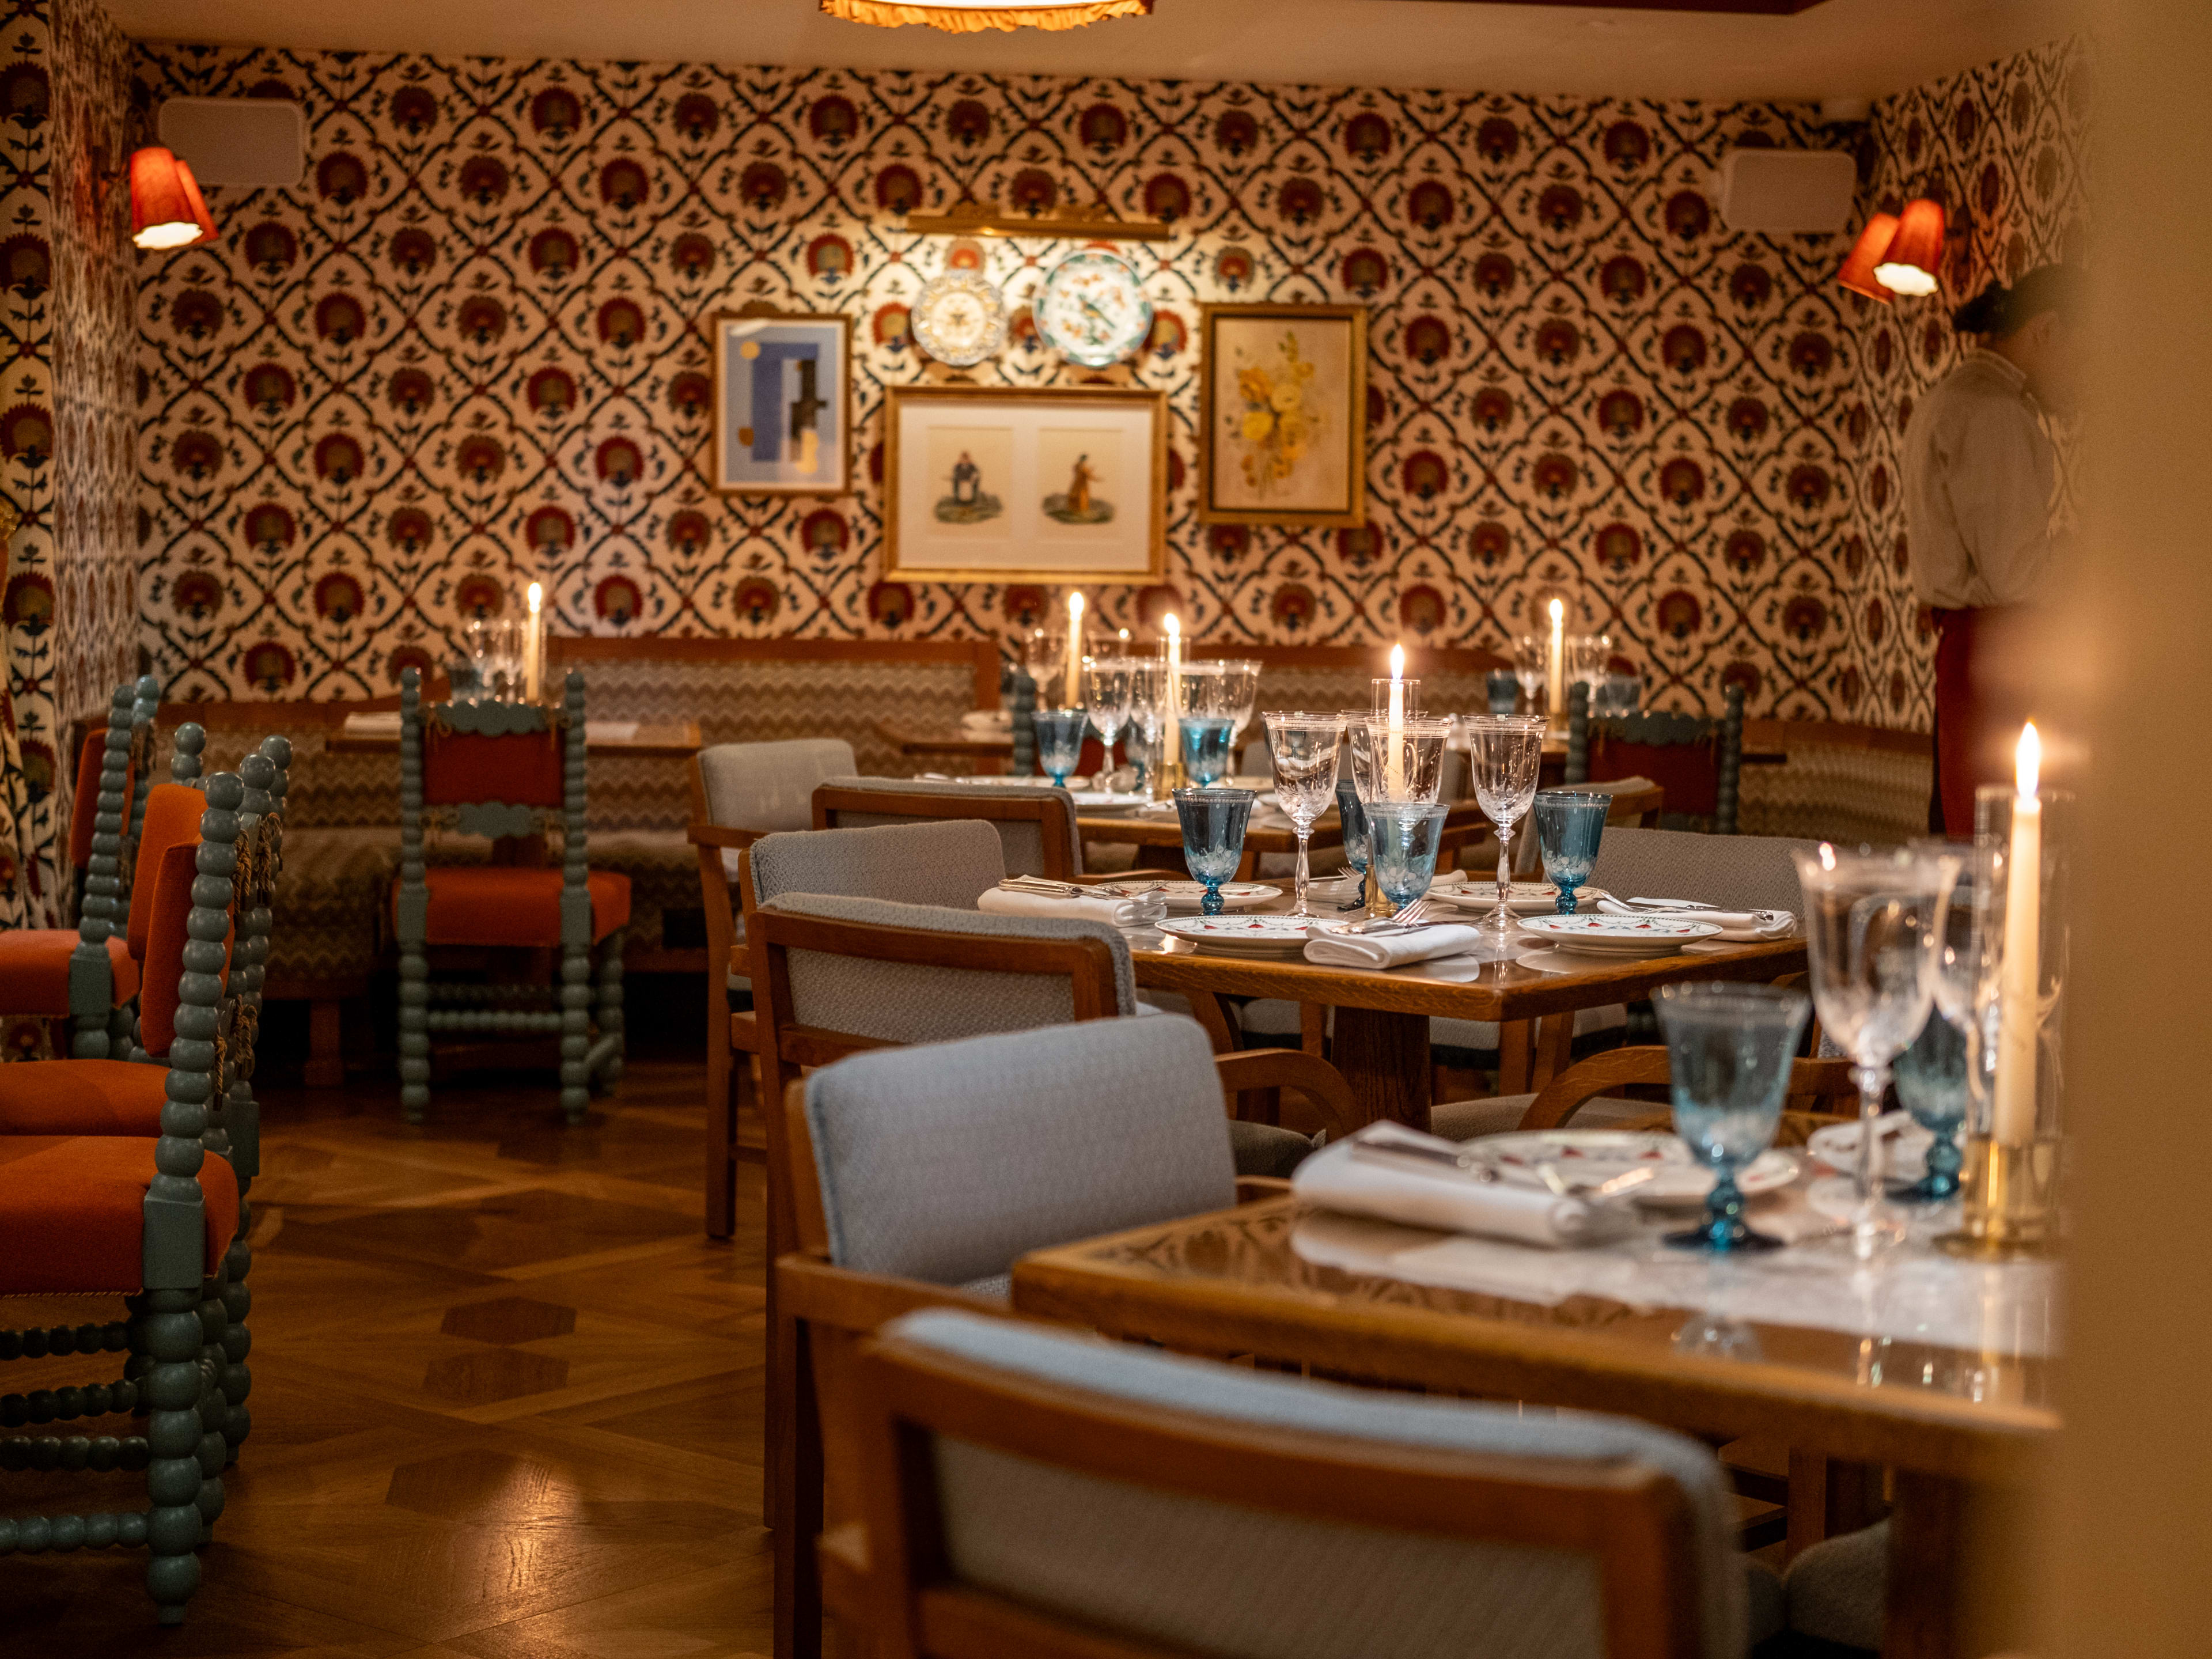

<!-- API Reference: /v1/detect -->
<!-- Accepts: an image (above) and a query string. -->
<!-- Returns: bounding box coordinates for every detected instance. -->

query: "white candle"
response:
[1546,597,1565,724]
[1065,590,1084,707]
[525,582,543,702]
[1993,722,2042,1146]
[1162,613,1181,776]
[1385,642,1406,796]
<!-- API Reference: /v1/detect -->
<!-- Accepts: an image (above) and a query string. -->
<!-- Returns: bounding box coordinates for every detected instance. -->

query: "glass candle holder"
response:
[1945,786,2073,1258]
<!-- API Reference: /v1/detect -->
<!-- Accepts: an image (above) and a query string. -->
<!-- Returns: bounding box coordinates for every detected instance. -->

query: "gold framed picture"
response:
[882,384,1168,584]
[1198,302,1368,528]
[710,309,853,495]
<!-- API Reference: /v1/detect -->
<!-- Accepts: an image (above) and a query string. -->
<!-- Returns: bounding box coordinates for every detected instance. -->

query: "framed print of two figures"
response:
[711,310,853,495]
[1199,302,1368,530]
[882,385,1167,583]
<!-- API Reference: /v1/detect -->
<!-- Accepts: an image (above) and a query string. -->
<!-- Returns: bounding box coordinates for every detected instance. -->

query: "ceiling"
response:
[99,0,2077,103]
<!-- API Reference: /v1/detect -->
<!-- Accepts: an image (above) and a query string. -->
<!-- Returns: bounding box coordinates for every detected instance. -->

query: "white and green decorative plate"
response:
[1515,912,1722,957]
[1150,881,1280,915]
[1158,913,1314,957]
[1434,881,1607,916]
[1034,249,1152,368]
[912,270,1009,367]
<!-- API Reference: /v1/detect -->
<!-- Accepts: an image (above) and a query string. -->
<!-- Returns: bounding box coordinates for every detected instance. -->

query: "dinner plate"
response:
[1806,1115,1935,1183]
[1433,881,1607,916]
[1470,1129,1798,1206]
[1150,881,1281,914]
[1514,912,1724,956]
[951,777,1148,813]
[1158,914,1315,957]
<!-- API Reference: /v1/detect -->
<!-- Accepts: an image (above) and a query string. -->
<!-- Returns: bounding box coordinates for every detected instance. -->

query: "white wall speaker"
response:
[1716,148,1858,235]
[156,97,305,189]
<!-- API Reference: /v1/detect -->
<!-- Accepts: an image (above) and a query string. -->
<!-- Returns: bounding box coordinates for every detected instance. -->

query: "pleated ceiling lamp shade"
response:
[130,147,216,249]
[820,0,1151,29]
[1836,211,1900,302]
[1874,198,1946,297]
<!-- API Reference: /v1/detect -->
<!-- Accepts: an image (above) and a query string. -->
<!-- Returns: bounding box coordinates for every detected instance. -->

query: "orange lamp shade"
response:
[130,147,216,250]
[1874,198,1946,297]
[1836,211,1899,302]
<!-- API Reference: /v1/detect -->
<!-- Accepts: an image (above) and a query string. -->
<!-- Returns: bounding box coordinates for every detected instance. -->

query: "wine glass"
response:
[1367,802,1449,911]
[1892,853,1983,1201]
[1174,787,1255,916]
[1657,982,1810,1252]
[1081,657,1134,782]
[1569,633,1610,714]
[1347,715,1450,804]
[1124,660,1166,797]
[1461,714,1547,940]
[1334,777,1370,896]
[1214,658,1263,770]
[1262,711,1344,916]
[1532,789,1609,914]
[1512,632,1548,715]
[1791,844,1960,1258]
[1032,709,1086,790]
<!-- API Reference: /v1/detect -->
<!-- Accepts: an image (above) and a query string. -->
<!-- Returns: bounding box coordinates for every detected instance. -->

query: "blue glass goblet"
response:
[1032,707,1087,790]
[1532,789,1610,915]
[1173,787,1255,915]
[1179,714,1236,787]
[1656,982,1810,1252]
[1484,670,1520,715]
[1366,802,1449,912]
[1891,1007,1968,1201]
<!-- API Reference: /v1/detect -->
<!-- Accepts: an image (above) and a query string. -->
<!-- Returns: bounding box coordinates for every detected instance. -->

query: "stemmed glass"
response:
[1215,659,1262,771]
[1334,778,1370,898]
[1177,664,1236,786]
[1262,711,1344,916]
[1656,982,1811,1252]
[1511,632,1548,717]
[1532,789,1609,914]
[1891,855,1983,1201]
[1124,660,1166,797]
[1569,634,1611,715]
[1032,709,1086,790]
[1081,658,1134,785]
[1792,844,1960,1258]
[1462,715,1548,940]
[1347,715,1451,804]
[1367,802,1450,912]
[1173,787,1255,916]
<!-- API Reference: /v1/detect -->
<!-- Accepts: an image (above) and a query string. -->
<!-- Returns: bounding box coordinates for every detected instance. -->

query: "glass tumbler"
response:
[1532,789,1610,914]
[1366,802,1450,912]
[1262,711,1346,916]
[1173,787,1255,916]
[1656,982,1810,1252]
[1032,708,1088,790]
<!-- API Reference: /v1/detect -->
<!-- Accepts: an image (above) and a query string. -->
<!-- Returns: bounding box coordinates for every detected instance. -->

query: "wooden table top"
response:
[878,720,1013,757]
[1012,1196,2056,1483]
[327,719,703,759]
[1075,805,1346,854]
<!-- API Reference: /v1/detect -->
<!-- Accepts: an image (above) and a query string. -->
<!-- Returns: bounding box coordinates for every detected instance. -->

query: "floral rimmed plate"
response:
[1472,1129,1798,1207]
[1158,914,1315,957]
[1514,912,1724,957]
[1148,881,1281,915]
[1433,881,1608,916]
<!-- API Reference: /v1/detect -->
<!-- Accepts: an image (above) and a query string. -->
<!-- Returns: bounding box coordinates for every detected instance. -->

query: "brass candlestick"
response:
[1940,1134,2063,1259]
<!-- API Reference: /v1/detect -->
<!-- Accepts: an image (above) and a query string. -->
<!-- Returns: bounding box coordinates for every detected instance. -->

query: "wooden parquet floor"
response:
[3,1056,775,1658]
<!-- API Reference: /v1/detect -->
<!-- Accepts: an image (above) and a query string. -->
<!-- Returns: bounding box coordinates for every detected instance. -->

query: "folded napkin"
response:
[1291,1124,1635,1249]
[584,719,639,742]
[960,709,1013,736]
[341,710,403,736]
[1597,897,1796,940]
[977,885,1168,927]
[1303,922,1484,970]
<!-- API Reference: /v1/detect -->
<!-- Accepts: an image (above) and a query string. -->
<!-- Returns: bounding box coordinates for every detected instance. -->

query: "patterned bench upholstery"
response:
[1736,721,1933,847]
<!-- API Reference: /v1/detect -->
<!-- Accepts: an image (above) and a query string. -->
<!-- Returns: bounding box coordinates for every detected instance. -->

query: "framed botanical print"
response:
[711,309,853,495]
[882,384,1167,583]
[1198,302,1368,528]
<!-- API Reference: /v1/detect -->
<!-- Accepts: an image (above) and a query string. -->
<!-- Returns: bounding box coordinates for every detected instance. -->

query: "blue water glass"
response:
[1032,707,1087,789]
[1532,789,1610,914]
[1174,787,1255,915]
[1485,670,1520,715]
[1656,982,1810,1252]
[1179,715,1236,787]
[1366,802,1449,911]
[1891,1007,1969,1201]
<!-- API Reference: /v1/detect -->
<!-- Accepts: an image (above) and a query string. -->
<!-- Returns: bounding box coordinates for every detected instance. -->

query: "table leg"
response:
[1785,1450,1884,1560]
[1529,1012,1577,1090]
[1329,1006,1431,1131]
[1883,1470,1964,1658]
[1498,1020,1534,1093]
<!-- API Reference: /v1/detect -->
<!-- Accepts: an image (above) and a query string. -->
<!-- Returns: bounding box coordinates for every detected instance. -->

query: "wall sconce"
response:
[1834,196,1946,299]
[130,146,217,249]
[1835,211,1899,303]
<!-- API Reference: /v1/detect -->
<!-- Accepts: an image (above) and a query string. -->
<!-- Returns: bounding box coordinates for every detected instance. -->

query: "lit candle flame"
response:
[527,581,543,614]
[2015,722,2040,799]
[1067,590,1084,626]
[1389,643,1404,681]
[1548,597,1563,626]
[1163,613,1179,640]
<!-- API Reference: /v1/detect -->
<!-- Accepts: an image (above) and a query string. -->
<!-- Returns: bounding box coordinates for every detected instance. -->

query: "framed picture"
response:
[711,309,853,495]
[883,384,1167,583]
[1198,302,1368,528]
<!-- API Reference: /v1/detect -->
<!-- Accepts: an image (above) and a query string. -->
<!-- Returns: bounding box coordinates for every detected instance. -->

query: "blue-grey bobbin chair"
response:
[775,1017,1329,1659]
[687,738,858,1239]
[395,667,628,1125]
[0,771,251,1624]
[1567,680,1747,835]
[835,1305,1785,1659]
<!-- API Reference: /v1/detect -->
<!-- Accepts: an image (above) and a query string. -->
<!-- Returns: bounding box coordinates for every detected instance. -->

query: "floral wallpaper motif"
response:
[134,46,1876,719]
[1843,36,2090,725]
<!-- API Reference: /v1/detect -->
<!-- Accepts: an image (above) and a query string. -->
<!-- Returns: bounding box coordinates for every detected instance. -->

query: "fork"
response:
[1330,896,1434,935]
[1001,876,1164,900]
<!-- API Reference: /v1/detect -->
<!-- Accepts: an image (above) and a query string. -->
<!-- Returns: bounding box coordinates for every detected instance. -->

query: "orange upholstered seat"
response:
[128,783,210,965]
[67,729,137,874]
[0,931,139,1012]
[0,1059,168,1134]
[0,1135,238,1295]
[404,866,632,946]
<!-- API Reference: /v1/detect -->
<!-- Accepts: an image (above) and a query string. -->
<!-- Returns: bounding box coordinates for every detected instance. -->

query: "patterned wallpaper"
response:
[132,46,1883,719]
[1843,36,2090,725]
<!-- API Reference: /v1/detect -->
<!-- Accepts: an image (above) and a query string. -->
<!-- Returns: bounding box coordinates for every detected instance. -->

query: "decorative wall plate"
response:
[1034,249,1152,368]
[911,270,1008,367]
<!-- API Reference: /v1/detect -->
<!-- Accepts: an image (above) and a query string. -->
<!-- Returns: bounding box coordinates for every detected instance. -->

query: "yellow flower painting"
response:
[1229,332,1324,498]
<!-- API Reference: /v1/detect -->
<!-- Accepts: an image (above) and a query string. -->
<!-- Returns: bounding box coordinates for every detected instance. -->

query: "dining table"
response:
[327,713,704,758]
[1011,1189,2057,1659]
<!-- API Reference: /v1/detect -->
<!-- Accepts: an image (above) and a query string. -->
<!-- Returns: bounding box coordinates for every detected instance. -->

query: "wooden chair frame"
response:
[1510,1044,1858,1134]
[847,1323,1710,1659]
[810,783,1081,882]
[688,756,766,1240]
[1565,680,1746,835]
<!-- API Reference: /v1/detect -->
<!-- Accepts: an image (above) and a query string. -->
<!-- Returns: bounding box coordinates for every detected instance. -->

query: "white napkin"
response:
[960,709,1013,736]
[977,886,1168,927]
[1806,1112,1934,1180]
[1292,1125,1635,1249]
[584,719,639,742]
[1598,898,1796,940]
[341,711,403,735]
[1303,923,1484,969]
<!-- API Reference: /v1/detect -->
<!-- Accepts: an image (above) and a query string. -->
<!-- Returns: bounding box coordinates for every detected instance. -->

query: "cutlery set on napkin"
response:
[1292,1124,1648,1248]
[1595,896,1797,941]
[976,876,1169,927]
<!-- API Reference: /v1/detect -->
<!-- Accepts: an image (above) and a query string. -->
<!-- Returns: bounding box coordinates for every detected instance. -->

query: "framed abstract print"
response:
[882,384,1167,583]
[711,310,853,495]
[1198,302,1368,529]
